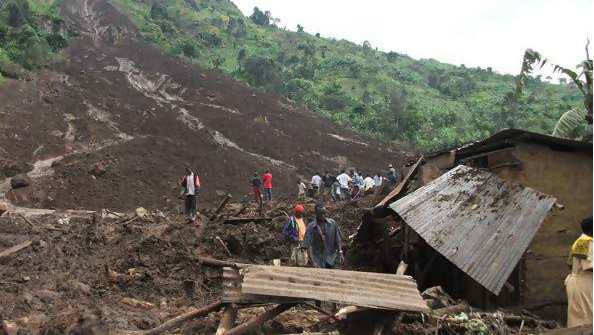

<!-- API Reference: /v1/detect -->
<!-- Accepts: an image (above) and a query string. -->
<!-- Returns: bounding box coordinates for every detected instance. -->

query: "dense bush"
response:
[0,0,68,76]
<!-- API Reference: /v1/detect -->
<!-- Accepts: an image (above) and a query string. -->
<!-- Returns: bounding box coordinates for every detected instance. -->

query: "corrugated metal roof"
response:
[426,128,592,158]
[239,265,429,312]
[390,165,556,295]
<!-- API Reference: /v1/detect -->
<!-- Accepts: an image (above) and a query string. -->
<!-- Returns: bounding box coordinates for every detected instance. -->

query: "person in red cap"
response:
[283,204,309,266]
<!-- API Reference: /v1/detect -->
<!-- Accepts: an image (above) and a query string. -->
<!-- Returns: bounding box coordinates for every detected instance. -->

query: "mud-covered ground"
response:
[0,0,414,212]
[0,194,375,334]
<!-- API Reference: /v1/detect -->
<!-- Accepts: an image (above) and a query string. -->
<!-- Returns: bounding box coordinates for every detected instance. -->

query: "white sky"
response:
[232,0,592,79]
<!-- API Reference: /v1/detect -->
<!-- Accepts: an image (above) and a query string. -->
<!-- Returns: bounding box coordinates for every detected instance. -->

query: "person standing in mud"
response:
[180,167,200,222]
[262,169,273,202]
[283,204,309,266]
[250,172,262,206]
[565,217,593,327]
[304,201,344,269]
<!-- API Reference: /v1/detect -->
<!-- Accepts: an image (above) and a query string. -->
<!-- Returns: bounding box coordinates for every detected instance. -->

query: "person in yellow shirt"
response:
[565,217,592,327]
[283,204,309,266]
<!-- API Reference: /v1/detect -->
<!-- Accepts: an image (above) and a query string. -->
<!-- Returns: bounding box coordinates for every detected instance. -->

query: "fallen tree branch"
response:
[216,236,232,256]
[0,240,32,260]
[142,299,223,335]
[224,303,296,335]
[216,304,237,335]
[210,194,232,220]
[17,213,36,230]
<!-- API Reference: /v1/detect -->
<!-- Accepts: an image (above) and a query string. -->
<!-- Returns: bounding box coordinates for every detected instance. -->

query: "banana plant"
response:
[517,41,593,134]
[552,108,590,140]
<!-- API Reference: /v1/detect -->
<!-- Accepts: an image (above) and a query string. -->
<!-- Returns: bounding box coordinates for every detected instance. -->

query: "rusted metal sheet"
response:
[390,165,556,295]
[239,265,429,312]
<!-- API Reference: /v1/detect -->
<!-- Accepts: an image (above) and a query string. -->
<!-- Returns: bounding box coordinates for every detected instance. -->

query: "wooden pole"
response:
[141,299,223,335]
[224,303,295,335]
[215,304,237,335]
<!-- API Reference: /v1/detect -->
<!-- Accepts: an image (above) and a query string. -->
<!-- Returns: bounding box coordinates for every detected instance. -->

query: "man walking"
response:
[180,167,201,222]
[262,169,273,202]
[283,204,309,266]
[311,172,322,196]
[304,201,344,269]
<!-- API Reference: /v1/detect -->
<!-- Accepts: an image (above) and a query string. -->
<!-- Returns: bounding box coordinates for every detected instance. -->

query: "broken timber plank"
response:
[141,299,223,335]
[223,217,270,225]
[0,240,32,260]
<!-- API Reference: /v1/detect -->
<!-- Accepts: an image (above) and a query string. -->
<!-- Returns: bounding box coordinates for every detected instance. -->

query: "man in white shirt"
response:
[363,174,375,194]
[336,170,351,201]
[311,173,322,195]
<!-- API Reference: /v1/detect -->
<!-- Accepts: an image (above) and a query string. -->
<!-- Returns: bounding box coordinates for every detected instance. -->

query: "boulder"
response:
[10,175,30,189]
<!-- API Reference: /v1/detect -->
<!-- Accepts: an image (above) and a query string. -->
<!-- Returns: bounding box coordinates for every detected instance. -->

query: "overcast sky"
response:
[232,0,592,79]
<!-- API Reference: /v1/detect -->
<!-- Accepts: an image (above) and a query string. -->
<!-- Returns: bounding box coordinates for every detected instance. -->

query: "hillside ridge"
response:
[0,0,405,211]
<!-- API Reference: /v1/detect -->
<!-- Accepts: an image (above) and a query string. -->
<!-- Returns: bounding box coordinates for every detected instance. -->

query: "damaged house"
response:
[355,129,592,323]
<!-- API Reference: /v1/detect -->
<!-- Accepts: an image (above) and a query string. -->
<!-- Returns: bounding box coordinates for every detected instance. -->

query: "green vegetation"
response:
[3,0,583,150]
[0,0,68,77]
[517,43,592,140]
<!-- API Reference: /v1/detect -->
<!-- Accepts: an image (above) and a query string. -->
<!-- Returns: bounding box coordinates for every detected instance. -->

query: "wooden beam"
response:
[0,240,32,260]
[141,299,223,335]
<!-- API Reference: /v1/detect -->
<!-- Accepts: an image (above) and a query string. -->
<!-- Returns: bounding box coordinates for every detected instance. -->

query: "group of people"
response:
[180,165,592,327]
[300,164,401,202]
[250,170,273,205]
[179,164,399,222]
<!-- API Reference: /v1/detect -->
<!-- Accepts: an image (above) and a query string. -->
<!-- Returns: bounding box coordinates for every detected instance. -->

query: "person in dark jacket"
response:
[304,201,344,269]
[180,167,201,222]
[250,172,262,206]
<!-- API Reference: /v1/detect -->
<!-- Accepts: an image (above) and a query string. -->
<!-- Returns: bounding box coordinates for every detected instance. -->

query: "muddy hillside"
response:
[0,0,412,211]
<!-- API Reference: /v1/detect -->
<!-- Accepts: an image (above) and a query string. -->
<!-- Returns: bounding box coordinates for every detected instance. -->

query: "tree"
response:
[250,7,270,26]
[296,24,304,33]
[8,1,30,27]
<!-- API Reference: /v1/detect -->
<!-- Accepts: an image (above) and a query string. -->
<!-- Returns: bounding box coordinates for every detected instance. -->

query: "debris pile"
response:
[0,196,371,334]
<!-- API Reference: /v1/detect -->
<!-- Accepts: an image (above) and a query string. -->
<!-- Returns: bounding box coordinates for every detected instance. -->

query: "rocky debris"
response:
[9,175,30,189]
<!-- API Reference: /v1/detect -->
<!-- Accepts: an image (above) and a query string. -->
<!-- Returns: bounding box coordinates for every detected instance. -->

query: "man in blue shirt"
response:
[304,201,344,269]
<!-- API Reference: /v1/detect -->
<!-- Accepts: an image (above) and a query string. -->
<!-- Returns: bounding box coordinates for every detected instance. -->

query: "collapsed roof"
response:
[389,165,556,295]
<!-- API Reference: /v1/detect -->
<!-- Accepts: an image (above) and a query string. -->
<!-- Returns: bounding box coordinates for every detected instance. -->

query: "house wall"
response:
[492,142,592,322]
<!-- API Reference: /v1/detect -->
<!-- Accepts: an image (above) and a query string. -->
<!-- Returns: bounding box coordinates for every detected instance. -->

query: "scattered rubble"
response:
[0,193,568,334]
